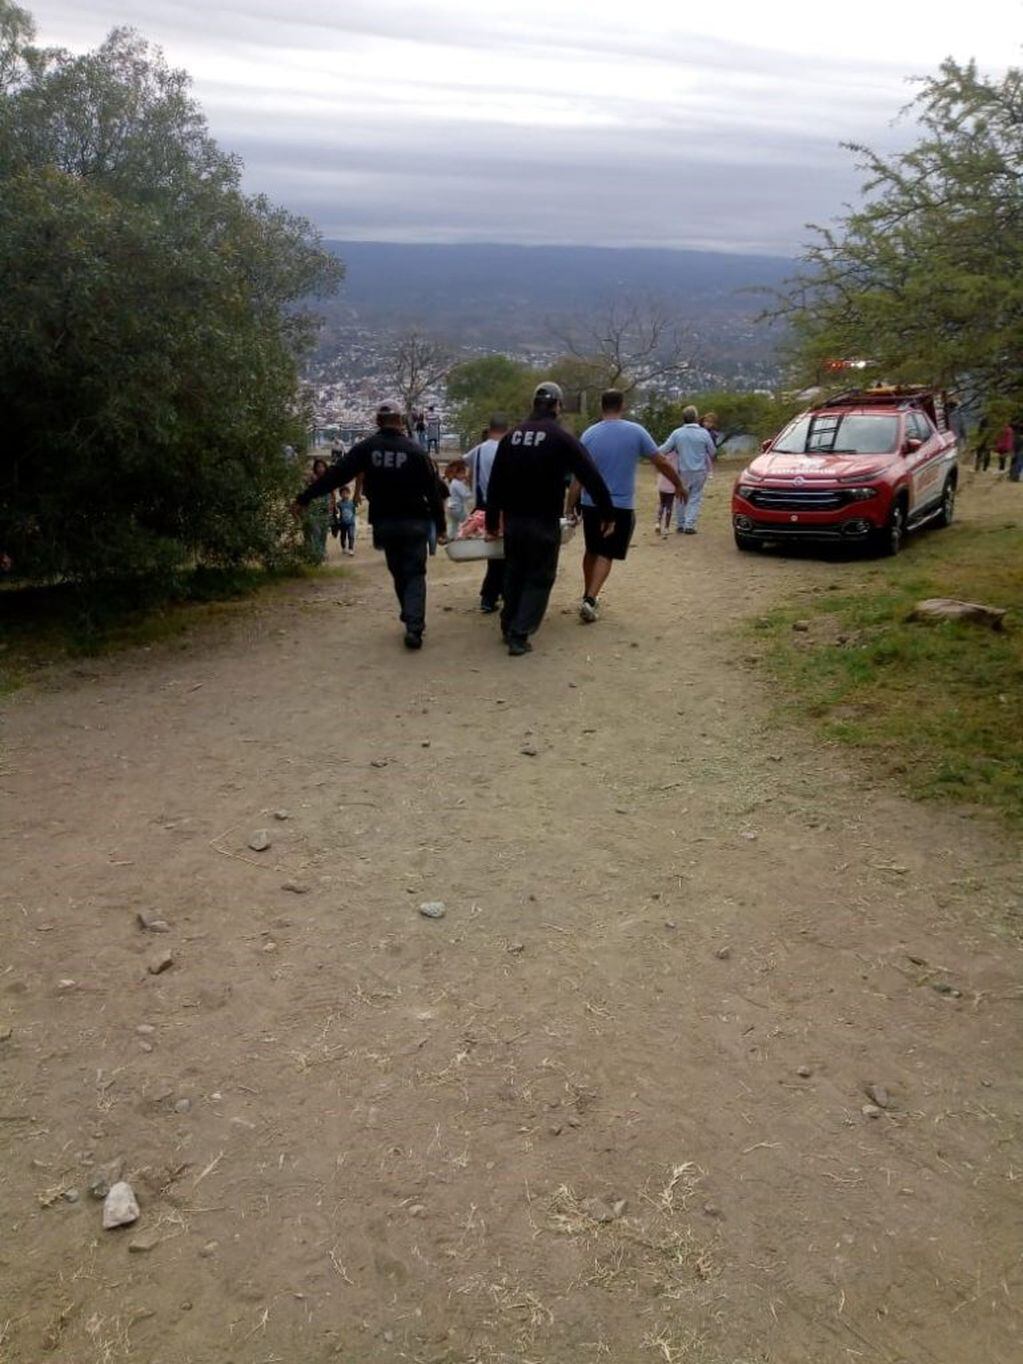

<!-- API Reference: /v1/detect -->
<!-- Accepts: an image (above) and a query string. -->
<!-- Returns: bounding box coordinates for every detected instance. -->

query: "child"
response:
[337,485,357,556]
[654,448,679,539]
[444,459,472,543]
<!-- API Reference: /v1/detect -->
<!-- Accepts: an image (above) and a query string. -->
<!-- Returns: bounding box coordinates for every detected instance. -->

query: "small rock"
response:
[248,830,271,852]
[792,620,811,632]
[262,941,277,953]
[136,1024,156,1036]
[370,759,388,769]
[582,1196,626,1224]
[740,830,758,842]
[173,1098,192,1114]
[715,946,731,960]
[507,942,525,954]
[664,920,677,930]
[273,809,290,821]
[861,1104,882,1120]
[198,1240,219,1258]
[102,1181,140,1229]
[129,1230,161,1253]
[147,951,174,976]
[865,1083,890,1109]
[797,1065,812,1078]
[136,912,170,933]
[520,745,538,757]
[408,1204,426,1218]
[57,979,76,991]
[421,740,431,748]
[419,901,446,920]
[88,1174,110,1200]
[281,880,310,894]
[702,1201,722,1218]
[550,1124,563,1136]
[63,1188,80,1204]
[932,981,962,998]
[139,1041,153,1053]
[0,1026,11,1042]
[907,953,927,966]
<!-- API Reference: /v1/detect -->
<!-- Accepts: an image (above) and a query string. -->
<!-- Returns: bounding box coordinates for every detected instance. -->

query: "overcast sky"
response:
[26,0,1023,256]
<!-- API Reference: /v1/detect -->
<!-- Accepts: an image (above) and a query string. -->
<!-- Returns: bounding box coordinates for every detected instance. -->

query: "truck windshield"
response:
[773,414,899,455]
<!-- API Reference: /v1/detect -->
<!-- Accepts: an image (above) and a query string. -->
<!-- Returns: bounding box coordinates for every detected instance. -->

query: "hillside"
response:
[315,241,793,384]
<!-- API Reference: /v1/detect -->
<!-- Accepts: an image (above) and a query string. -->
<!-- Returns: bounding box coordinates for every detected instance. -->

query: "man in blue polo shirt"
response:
[568,389,687,622]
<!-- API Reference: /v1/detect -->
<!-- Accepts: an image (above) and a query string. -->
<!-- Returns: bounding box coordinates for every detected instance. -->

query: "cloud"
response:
[26,0,1020,252]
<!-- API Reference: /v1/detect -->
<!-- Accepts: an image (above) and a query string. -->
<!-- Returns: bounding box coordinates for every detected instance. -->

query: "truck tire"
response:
[935,475,956,528]
[873,499,905,557]
[734,531,759,552]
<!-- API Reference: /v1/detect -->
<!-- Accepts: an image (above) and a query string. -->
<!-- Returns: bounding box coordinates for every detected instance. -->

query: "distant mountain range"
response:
[314,241,796,384]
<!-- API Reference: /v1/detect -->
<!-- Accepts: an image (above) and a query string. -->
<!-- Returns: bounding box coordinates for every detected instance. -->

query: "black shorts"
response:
[582,506,635,561]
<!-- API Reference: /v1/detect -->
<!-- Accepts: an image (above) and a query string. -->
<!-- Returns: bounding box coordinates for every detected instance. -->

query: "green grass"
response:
[0,562,346,693]
[752,518,1023,822]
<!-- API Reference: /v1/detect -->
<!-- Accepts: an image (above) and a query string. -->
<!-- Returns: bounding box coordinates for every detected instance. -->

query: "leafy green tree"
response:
[446,354,542,446]
[775,60,1023,414]
[0,6,342,594]
[635,390,800,447]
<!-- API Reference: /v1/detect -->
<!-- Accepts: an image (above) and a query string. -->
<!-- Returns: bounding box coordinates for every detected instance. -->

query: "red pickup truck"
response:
[731,387,959,555]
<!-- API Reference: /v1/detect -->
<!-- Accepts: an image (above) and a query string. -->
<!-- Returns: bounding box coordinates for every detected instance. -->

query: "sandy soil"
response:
[1,469,1021,1364]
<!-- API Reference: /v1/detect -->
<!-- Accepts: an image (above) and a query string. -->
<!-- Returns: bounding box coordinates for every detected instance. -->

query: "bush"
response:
[0,7,342,599]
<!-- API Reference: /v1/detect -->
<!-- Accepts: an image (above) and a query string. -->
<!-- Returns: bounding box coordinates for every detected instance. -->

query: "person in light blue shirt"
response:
[658,405,716,533]
[568,389,686,622]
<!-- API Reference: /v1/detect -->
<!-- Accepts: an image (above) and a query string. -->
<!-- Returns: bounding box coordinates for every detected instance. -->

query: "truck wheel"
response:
[935,475,956,528]
[874,500,905,556]
[734,531,759,552]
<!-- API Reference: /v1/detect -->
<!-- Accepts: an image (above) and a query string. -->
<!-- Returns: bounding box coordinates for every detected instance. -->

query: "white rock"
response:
[102,1181,140,1229]
[419,901,446,920]
[248,830,271,852]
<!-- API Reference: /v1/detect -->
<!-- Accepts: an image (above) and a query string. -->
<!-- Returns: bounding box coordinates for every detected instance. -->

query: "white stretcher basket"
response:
[445,518,576,561]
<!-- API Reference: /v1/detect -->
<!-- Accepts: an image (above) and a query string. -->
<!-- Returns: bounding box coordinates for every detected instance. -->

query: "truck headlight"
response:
[845,488,878,501]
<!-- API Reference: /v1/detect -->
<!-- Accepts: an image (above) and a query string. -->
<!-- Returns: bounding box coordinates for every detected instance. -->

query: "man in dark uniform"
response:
[485,381,614,656]
[295,400,446,649]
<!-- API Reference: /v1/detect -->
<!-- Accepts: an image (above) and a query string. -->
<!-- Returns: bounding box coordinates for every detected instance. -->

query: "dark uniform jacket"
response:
[485,417,613,534]
[298,430,446,532]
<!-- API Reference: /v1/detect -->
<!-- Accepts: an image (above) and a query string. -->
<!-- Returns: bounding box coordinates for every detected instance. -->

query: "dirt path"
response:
[2,471,1021,1364]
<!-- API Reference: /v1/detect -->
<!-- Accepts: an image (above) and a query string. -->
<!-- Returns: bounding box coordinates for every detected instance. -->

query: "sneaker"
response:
[579,597,600,623]
[403,629,423,650]
[683,527,697,535]
[507,637,532,656]
[675,526,687,534]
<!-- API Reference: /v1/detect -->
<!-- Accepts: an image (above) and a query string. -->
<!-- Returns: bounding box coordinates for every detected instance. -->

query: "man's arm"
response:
[415,449,447,533]
[296,446,367,506]
[564,435,614,524]
[565,477,583,518]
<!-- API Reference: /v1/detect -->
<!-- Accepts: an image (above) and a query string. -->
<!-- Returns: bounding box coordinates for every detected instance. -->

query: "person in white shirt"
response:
[465,412,509,612]
[444,459,473,541]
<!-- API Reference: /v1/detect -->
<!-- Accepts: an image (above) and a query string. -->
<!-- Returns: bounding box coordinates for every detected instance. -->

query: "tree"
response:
[446,354,541,446]
[635,390,800,447]
[387,330,454,424]
[774,60,1023,416]
[548,299,695,410]
[0,6,342,594]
